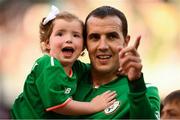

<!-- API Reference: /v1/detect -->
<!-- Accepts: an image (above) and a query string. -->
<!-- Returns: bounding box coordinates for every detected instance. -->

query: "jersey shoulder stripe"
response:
[50,56,54,66]
[145,83,157,88]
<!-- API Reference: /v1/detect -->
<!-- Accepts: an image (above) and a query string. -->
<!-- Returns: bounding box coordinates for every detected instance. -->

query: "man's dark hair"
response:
[163,90,180,105]
[84,6,128,39]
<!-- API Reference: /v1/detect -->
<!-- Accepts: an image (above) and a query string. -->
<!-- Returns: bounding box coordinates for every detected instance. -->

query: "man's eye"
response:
[169,112,178,117]
[108,35,118,39]
[107,32,119,40]
[88,34,100,41]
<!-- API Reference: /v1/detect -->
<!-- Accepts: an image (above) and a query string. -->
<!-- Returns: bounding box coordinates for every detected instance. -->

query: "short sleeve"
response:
[36,64,76,111]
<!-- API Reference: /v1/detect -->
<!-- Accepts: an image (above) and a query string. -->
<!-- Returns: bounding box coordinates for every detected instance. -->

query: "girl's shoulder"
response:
[36,54,61,67]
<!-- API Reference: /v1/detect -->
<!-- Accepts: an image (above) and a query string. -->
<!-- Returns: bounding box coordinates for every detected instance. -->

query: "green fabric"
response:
[11,55,88,119]
[73,73,160,119]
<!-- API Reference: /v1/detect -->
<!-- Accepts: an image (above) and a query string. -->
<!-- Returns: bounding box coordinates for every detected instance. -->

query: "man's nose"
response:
[98,37,109,51]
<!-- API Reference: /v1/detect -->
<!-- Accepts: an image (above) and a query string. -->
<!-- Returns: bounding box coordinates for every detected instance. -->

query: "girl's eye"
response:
[57,32,63,36]
[74,34,80,38]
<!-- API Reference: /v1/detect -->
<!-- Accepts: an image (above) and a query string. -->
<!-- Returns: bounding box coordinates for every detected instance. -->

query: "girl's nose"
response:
[65,39,72,43]
[65,35,73,43]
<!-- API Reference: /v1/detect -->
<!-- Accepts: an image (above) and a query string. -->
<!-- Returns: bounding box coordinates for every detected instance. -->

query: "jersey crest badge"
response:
[104,101,120,114]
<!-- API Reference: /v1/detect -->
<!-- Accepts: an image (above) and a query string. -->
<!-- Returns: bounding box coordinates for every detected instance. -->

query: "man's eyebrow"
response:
[106,32,119,35]
[88,33,99,35]
[88,33,99,38]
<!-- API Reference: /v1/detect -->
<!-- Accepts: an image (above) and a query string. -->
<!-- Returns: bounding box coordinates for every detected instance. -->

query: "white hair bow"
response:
[43,5,60,25]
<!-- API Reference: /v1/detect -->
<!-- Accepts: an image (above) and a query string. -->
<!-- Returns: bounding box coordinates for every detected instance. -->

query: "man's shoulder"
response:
[73,60,90,68]
[145,83,158,89]
[145,83,160,97]
[73,60,91,73]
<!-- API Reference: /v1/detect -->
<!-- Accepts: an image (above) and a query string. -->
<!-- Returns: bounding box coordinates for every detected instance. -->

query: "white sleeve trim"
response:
[50,56,54,66]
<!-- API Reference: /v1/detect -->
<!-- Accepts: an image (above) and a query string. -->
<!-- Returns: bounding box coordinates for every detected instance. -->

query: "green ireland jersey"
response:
[73,72,160,119]
[11,54,88,119]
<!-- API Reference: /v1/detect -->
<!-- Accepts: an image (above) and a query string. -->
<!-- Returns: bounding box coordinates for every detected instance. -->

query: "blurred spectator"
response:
[0,104,10,119]
[161,90,180,119]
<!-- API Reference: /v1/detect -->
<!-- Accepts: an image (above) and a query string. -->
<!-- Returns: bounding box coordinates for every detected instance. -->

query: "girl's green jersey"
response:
[11,55,88,119]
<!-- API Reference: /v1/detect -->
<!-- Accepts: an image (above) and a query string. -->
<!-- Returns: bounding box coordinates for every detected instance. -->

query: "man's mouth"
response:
[97,55,112,59]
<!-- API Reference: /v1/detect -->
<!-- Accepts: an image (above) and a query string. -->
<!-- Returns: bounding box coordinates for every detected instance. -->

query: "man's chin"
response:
[93,66,112,73]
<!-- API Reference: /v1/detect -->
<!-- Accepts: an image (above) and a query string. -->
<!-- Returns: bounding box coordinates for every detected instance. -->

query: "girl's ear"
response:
[41,40,50,52]
[124,35,130,47]
[46,41,50,49]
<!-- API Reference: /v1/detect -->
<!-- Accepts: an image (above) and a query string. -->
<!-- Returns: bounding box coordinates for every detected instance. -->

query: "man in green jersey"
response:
[73,6,160,119]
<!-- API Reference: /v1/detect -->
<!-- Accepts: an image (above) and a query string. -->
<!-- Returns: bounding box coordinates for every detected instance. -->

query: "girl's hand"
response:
[90,90,116,112]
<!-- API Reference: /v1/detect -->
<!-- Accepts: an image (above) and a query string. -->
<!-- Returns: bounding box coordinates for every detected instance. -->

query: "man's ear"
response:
[124,35,130,47]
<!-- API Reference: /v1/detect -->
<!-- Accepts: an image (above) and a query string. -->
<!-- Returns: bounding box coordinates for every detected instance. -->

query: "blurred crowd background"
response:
[0,0,180,118]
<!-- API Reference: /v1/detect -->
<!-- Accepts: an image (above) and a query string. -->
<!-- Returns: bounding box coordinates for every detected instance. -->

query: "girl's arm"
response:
[52,90,116,115]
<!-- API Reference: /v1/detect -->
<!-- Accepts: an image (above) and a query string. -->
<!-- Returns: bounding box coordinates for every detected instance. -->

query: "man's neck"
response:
[91,70,118,88]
